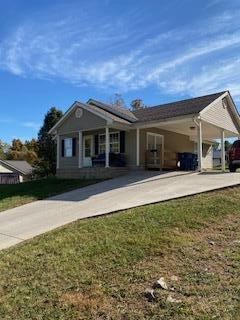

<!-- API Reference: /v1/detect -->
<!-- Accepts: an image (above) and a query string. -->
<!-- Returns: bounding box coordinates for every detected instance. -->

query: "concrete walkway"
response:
[0,171,239,250]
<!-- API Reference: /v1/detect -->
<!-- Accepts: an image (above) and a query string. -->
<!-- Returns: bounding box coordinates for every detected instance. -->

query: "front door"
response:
[83,135,93,167]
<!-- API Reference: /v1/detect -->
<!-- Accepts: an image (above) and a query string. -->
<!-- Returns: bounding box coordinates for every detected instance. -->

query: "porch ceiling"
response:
[155,118,239,140]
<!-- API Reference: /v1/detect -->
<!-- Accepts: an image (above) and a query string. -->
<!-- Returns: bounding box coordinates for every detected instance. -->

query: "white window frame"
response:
[98,131,120,154]
[64,138,73,157]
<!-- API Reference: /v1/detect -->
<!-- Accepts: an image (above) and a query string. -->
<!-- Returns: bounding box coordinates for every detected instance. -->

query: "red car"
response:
[229,140,240,172]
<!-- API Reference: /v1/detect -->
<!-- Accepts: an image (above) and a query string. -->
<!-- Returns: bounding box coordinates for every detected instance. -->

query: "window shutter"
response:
[61,139,65,157]
[72,138,76,156]
[120,131,125,153]
[95,135,99,155]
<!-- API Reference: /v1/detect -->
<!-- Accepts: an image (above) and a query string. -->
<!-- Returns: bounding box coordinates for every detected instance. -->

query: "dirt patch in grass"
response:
[61,284,113,317]
[123,213,240,319]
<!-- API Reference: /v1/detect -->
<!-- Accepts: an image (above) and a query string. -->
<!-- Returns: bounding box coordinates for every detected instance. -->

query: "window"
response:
[98,132,120,154]
[64,138,73,157]
[99,134,106,154]
[146,132,164,151]
[110,132,120,153]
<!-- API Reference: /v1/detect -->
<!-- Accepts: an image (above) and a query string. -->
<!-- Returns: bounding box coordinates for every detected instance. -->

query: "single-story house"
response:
[0,160,34,184]
[49,91,240,179]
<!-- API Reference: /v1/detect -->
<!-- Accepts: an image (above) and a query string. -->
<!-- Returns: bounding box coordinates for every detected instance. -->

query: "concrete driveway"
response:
[0,171,239,250]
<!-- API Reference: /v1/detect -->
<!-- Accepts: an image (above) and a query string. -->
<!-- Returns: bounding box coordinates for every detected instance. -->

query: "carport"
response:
[147,91,240,171]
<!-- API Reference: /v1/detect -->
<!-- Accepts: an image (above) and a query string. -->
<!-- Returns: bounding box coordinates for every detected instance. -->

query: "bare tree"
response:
[131,99,144,110]
[109,93,125,108]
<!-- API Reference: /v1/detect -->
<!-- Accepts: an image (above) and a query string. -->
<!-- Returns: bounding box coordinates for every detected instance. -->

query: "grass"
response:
[0,186,240,319]
[0,177,99,212]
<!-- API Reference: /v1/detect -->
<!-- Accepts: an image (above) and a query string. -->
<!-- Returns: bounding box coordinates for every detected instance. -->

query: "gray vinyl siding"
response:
[57,107,107,134]
[200,98,239,134]
[125,130,137,167]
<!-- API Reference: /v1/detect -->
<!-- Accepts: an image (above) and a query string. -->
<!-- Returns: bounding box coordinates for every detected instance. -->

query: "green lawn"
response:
[0,177,100,212]
[0,186,240,319]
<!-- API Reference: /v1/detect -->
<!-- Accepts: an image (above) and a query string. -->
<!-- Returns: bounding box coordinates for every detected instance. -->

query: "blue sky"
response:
[0,0,240,143]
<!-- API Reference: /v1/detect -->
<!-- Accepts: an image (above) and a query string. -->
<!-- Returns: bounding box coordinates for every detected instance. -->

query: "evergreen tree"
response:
[37,107,63,175]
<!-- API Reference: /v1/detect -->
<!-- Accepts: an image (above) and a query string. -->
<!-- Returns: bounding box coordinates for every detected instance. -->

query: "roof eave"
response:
[131,113,198,128]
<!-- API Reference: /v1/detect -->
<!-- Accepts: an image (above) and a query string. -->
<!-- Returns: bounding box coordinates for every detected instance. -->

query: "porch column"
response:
[78,131,83,168]
[197,119,203,171]
[56,135,60,169]
[136,128,140,166]
[105,127,110,168]
[220,129,225,172]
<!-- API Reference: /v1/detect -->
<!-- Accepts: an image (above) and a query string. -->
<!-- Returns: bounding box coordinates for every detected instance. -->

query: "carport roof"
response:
[132,91,227,122]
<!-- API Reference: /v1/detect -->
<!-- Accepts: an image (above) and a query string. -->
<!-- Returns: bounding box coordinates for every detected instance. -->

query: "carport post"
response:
[105,127,110,168]
[136,128,140,166]
[197,119,203,171]
[221,129,225,172]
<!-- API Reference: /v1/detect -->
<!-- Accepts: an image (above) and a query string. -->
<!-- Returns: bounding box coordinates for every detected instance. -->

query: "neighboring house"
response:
[0,160,33,184]
[213,150,221,167]
[213,149,229,167]
[49,91,240,179]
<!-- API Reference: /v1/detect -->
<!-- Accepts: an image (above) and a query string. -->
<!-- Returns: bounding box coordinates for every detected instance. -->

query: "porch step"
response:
[56,167,129,180]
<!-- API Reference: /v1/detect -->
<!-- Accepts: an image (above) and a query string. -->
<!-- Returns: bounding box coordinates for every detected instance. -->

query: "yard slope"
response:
[0,186,240,319]
[0,177,99,212]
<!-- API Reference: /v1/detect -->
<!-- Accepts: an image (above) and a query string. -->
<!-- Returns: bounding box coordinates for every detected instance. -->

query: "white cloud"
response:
[145,32,240,84]
[0,7,240,104]
[159,58,240,101]
[22,122,41,130]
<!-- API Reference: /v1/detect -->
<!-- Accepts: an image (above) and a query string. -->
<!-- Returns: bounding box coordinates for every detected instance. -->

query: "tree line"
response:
[0,107,63,177]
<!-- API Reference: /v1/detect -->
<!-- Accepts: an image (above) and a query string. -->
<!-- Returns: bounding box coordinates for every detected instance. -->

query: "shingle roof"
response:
[132,91,226,122]
[84,102,131,124]
[87,99,137,122]
[0,160,33,175]
[87,92,226,124]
